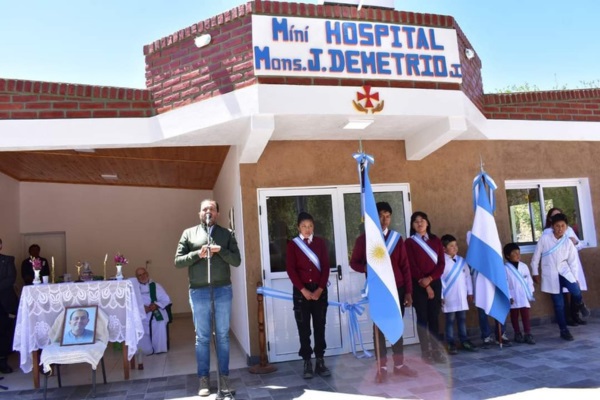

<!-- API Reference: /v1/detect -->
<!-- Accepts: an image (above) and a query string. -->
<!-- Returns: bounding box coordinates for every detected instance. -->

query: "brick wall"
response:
[483,89,600,121]
[144,3,256,114]
[0,79,155,120]
[144,0,484,114]
[453,22,484,111]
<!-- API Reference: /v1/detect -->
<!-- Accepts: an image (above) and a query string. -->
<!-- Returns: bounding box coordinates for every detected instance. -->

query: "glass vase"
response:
[33,269,42,285]
[115,264,124,280]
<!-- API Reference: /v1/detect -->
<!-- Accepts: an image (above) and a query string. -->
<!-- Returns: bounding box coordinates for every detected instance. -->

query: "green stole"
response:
[149,282,164,321]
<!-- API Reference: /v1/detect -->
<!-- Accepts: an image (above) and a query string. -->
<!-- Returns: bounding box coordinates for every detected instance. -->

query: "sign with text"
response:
[252,15,463,83]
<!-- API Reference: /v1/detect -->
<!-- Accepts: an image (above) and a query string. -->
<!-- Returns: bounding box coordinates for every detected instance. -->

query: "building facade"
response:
[1,0,599,363]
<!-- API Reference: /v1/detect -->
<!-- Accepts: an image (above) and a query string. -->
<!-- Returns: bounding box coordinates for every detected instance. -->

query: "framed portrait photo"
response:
[60,305,98,346]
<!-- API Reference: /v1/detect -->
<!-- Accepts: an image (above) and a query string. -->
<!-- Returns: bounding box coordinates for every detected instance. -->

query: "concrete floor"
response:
[1,315,599,399]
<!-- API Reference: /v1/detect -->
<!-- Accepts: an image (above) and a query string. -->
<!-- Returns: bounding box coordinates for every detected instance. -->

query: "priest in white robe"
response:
[135,267,171,356]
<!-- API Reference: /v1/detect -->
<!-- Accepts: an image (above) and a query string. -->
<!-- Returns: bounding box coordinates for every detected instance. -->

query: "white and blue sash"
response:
[385,230,401,256]
[293,236,321,271]
[506,262,534,301]
[541,234,569,258]
[410,234,438,264]
[442,256,465,298]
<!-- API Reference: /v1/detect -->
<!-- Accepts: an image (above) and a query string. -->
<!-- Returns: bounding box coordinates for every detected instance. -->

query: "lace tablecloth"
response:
[14,280,145,373]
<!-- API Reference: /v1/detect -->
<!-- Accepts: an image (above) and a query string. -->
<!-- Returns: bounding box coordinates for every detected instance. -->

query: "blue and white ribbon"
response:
[410,234,438,264]
[332,298,371,358]
[442,256,466,298]
[257,286,372,359]
[541,234,569,258]
[505,263,534,302]
[385,230,401,255]
[292,236,321,271]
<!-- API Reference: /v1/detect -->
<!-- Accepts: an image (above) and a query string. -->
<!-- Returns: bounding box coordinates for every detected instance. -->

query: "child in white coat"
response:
[531,213,590,341]
[441,235,476,355]
[503,243,535,345]
[543,207,588,326]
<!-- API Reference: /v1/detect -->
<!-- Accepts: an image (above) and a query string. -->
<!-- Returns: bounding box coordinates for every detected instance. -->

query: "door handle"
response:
[337,265,342,280]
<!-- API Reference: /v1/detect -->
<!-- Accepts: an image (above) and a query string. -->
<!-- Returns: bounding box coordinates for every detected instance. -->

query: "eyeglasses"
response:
[136,272,148,278]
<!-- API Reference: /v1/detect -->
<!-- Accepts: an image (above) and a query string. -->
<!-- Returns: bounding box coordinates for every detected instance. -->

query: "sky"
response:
[1,0,599,93]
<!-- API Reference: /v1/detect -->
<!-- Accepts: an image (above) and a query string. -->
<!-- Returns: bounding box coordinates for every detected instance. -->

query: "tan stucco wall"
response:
[241,140,600,356]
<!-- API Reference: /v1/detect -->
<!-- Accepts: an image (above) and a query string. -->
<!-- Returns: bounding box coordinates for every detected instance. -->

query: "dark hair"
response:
[376,201,393,214]
[297,211,314,226]
[441,234,457,247]
[29,244,40,252]
[409,211,432,236]
[544,207,563,229]
[200,199,219,212]
[503,243,520,259]
[551,213,569,226]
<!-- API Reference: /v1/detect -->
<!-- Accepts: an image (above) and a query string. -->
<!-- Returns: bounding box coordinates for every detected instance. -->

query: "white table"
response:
[13,280,145,388]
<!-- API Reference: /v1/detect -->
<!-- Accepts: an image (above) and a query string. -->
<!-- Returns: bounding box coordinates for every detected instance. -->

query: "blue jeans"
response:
[445,311,467,344]
[477,307,505,339]
[189,285,232,377]
[549,276,583,332]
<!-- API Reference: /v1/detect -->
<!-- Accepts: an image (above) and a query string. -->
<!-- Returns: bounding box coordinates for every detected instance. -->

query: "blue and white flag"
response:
[353,152,403,343]
[466,171,510,323]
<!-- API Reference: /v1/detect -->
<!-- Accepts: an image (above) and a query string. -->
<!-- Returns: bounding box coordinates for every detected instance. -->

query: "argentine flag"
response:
[466,171,510,323]
[354,152,403,343]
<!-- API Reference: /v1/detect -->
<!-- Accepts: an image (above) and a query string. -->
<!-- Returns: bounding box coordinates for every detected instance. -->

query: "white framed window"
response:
[505,178,596,254]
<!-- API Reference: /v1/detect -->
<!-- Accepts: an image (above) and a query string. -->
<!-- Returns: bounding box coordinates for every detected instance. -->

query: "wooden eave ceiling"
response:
[0,146,230,190]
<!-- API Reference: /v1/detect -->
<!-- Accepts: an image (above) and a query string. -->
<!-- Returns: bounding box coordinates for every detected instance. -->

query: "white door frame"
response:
[258,183,417,363]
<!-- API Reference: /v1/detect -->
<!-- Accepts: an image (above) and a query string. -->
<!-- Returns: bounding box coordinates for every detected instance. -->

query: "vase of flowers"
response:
[114,253,128,280]
[31,257,42,285]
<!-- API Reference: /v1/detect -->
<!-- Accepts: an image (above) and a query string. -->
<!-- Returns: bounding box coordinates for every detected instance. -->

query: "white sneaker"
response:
[219,375,236,395]
[198,376,210,397]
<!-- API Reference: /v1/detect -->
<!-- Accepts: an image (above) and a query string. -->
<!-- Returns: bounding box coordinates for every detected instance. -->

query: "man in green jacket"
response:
[175,199,241,397]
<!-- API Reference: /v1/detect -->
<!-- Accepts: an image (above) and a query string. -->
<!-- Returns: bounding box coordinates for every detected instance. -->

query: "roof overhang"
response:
[2,85,600,164]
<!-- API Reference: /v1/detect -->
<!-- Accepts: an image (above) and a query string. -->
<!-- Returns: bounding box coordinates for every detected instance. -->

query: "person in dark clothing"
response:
[405,211,446,364]
[286,212,331,379]
[350,202,417,381]
[21,244,50,285]
[0,238,19,374]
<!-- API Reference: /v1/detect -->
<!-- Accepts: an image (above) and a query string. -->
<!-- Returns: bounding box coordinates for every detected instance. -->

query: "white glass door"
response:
[259,184,417,363]
[338,185,418,355]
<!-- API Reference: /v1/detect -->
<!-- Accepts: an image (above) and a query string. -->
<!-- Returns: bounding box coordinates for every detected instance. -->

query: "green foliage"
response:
[493,78,599,93]
[495,82,541,94]
[579,79,600,89]
[506,186,582,244]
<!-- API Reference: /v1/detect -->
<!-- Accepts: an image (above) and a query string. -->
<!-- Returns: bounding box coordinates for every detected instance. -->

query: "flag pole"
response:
[357,139,366,219]
[374,325,383,383]
[497,323,503,349]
